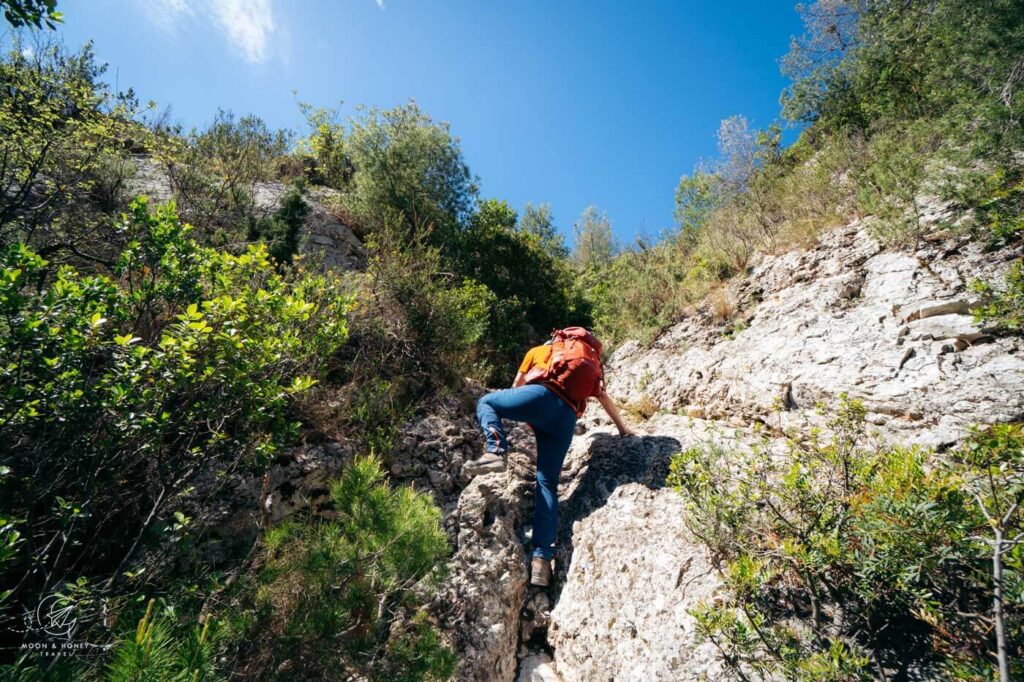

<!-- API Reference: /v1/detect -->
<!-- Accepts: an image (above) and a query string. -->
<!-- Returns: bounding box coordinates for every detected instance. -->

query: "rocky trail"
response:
[418,217,1024,681]
[241,218,1023,680]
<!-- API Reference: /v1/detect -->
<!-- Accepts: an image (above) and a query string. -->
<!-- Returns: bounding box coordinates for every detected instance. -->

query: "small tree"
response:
[344,101,478,246]
[520,201,567,259]
[249,456,454,680]
[573,205,616,271]
[960,425,1024,682]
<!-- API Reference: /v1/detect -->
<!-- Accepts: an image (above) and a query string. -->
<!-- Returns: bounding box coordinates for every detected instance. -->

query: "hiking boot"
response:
[530,557,552,587]
[463,451,506,477]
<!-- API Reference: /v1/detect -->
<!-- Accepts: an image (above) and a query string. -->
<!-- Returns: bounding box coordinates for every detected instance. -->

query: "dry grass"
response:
[623,393,661,421]
[708,286,737,323]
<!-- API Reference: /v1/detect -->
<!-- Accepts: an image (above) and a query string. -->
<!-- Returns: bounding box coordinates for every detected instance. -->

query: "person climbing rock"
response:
[472,327,635,587]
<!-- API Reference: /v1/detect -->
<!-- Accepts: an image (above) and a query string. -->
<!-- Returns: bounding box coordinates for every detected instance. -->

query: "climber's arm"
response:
[598,390,636,436]
[512,371,526,388]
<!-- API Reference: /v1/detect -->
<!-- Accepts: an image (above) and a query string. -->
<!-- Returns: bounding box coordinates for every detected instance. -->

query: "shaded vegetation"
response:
[669,401,1024,680]
[228,457,453,681]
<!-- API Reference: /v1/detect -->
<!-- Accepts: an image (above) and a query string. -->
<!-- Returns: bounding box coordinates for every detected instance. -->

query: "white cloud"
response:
[374,0,386,9]
[210,0,275,64]
[140,0,278,65]
[143,0,194,31]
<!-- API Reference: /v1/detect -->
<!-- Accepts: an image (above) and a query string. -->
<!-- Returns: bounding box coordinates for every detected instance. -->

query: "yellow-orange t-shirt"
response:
[518,344,553,375]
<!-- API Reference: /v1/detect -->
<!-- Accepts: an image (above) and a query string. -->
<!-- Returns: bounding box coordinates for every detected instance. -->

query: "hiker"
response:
[473,327,635,587]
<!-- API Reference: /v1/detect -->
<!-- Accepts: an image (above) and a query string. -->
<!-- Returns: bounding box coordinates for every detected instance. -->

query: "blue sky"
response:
[54,0,803,244]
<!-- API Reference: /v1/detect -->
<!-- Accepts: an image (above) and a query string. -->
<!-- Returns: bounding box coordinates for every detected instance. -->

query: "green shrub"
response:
[237,456,453,680]
[972,174,1024,250]
[295,102,353,190]
[0,199,351,656]
[343,101,477,246]
[106,600,219,682]
[855,122,944,245]
[156,110,293,243]
[973,260,1024,336]
[669,400,1023,680]
[363,222,494,384]
[583,239,701,346]
[453,199,590,381]
[0,38,146,265]
[246,182,309,265]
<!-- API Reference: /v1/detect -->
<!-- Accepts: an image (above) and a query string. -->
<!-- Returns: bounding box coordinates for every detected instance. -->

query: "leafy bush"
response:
[245,182,309,265]
[854,122,944,244]
[155,110,293,244]
[343,101,477,246]
[0,199,351,657]
[453,199,590,381]
[582,238,701,346]
[973,260,1024,336]
[295,102,353,189]
[669,400,1023,680]
[235,456,453,680]
[0,38,146,266]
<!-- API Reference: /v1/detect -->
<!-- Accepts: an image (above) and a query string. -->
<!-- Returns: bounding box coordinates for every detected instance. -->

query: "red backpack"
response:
[524,327,604,415]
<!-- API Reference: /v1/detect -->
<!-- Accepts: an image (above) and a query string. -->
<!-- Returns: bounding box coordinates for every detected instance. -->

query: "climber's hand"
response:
[617,426,637,437]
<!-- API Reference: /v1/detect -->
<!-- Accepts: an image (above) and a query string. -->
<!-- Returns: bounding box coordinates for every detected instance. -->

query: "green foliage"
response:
[519,202,568,259]
[854,122,943,244]
[453,198,589,382]
[783,1,1024,139]
[669,400,1024,679]
[1,0,61,28]
[674,171,725,240]
[0,199,351,655]
[972,174,1024,250]
[242,456,453,680]
[973,260,1024,336]
[246,183,309,265]
[156,109,293,243]
[363,220,494,383]
[572,205,616,271]
[295,102,352,189]
[344,100,477,245]
[0,38,145,264]
[582,239,703,346]
[106,600,219,682]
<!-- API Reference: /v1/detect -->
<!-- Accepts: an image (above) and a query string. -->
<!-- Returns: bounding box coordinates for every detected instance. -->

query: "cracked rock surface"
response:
[548,483,722,681]
[606,222,1024,449]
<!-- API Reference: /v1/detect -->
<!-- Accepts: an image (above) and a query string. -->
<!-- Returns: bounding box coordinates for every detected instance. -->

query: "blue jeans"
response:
[476,384,577,560]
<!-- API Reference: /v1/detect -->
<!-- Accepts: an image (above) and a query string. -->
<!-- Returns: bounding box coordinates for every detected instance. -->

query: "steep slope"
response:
[217,220,1022,680]
[608,221,1024,448]
[432,220,1024,681]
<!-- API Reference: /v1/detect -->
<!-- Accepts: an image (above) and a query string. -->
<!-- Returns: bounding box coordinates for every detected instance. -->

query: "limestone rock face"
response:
[124,157,365,270]
[387,392,542,681]
[431,471,532,682]
[542,416,763,682]
[548,483,723,682]
[606,223,1024,449]
[188,441,354,565]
